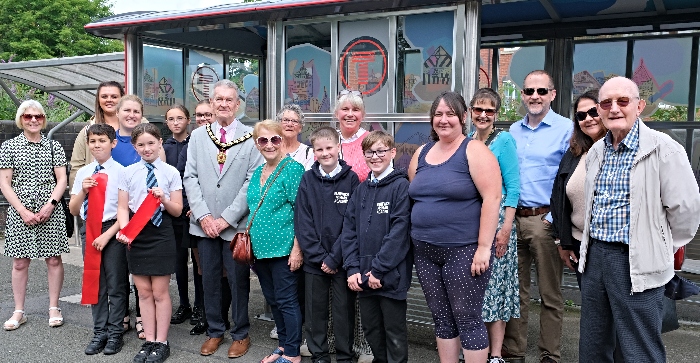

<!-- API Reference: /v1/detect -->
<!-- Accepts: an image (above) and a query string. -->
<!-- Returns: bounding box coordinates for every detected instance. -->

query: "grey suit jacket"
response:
[183,121,264,241]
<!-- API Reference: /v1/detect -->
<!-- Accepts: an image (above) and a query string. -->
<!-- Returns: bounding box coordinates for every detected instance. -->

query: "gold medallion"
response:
[217,150,227,164]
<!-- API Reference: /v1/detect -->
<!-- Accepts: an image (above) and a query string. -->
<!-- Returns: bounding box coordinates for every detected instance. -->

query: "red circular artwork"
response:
[339,36,388,97]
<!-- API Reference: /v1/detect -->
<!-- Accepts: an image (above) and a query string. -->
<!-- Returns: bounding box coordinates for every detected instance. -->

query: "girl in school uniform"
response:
[116,122,183,363]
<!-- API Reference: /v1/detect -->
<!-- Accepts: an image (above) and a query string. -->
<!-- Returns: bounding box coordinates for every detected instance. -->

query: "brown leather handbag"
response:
[230,159,291,265]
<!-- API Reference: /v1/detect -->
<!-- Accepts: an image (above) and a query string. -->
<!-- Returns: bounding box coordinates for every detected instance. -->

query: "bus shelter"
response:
[84,0,700,314]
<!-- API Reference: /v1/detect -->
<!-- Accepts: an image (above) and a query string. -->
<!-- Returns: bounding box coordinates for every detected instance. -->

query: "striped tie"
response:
[81,165,104,220]
[145,163,162,226]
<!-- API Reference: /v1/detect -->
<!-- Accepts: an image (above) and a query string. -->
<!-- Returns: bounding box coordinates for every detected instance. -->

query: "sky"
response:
[110,0,244,15]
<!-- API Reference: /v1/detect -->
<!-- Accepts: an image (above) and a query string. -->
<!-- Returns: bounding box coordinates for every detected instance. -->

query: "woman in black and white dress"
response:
[0,100,69,330]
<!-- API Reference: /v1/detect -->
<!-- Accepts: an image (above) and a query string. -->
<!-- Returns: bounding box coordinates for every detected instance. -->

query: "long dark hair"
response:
[94,81,125,124]
[570,89,606,157]
[429,91,467,141]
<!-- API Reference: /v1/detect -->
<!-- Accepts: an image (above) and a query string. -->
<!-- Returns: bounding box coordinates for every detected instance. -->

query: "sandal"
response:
[261,348,283,363]
[48,307,64,327]
[123,316,132,333]
[135,317,145,339]
[3,310,27,331]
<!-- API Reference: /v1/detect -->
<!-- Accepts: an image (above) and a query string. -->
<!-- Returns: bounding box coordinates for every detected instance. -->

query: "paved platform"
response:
[1,244,700,362]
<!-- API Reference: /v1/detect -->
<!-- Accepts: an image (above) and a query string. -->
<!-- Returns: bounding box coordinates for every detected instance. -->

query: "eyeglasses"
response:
[363,149,391,158]
[598,97,635,110]
[575,107,599,121]
[195,112,213,119]
[21,113,46,122]
[471,107,497,116]
[522,88,552,96]
[166,116,187,124]
[280,118,300,125]
[256,135,283,147]
[213,97,237,105]
[338,90,363,99]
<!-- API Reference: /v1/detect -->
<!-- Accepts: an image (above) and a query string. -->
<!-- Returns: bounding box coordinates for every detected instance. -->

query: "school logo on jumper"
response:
[376,202,390,214]
[334,192,349,204]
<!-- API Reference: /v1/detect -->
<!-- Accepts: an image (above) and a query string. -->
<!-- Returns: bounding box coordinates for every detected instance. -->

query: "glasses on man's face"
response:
[363,149,391,158]
[598,97,634,111]
[338,90,363,99]
[22,113,46,122]
[167,116,187,124]
[195,112,213,119]
[256,135,283,147]
[280,118,300,125]
[213,97,237,105]
[522,88,552,96]
[471,107,497,116]
[575,107,599,121]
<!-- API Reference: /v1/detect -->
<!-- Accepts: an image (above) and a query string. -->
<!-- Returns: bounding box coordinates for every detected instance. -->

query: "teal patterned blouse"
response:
[247,156,305,259]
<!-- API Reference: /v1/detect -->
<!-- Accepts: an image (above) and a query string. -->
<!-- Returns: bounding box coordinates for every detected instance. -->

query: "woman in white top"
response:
[277,104,314,170]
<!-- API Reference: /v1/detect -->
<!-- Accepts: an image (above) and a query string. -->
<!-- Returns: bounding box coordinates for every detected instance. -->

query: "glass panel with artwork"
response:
[285,22,332,113]
[142,45,184,121]
[228,56,260,123]
[186,50,224,117]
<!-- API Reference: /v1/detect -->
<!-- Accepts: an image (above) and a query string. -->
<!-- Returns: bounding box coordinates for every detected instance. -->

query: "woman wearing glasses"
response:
[277,104,314,170]
[248,120,306,363]
[335,90,371,182]
[467,88,520,363]
[550,89,606,288]
[1,100,69,330]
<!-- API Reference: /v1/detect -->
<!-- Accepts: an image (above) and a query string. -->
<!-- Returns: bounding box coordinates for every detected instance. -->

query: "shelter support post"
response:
[460,0,481,104]
[0,79,22,107]
[124,34,143,96]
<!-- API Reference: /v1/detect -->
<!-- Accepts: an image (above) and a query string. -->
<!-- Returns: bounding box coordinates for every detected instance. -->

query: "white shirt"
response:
[339,127,367,143]
[318,162,342,178]
[289,143,314,171]
[71,157,123,221]
[211,119,239,141]
[118,158,182,213]
[372,165,394,182]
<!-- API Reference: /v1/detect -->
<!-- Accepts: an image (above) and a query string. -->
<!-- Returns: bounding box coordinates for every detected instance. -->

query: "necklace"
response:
[480,127,495,142]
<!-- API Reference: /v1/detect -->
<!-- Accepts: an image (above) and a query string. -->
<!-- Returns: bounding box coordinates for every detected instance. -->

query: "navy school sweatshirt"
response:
[295,159,360,275]
[341,168,413,300]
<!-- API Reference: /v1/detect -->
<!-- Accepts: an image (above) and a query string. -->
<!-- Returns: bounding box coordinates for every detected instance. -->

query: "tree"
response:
[0,0,123,61]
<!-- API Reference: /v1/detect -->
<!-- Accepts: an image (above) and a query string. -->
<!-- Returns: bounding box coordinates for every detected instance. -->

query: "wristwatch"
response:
[50,199,59,206]
[554,239,561,246]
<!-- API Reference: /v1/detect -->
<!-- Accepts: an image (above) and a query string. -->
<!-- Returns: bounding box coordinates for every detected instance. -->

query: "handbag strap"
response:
[484,128,503,147]
[246,158,292,232]
[48,137,59,184]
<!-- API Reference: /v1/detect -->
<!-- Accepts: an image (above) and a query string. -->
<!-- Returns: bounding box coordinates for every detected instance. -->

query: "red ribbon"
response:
[119,193,161,248]
[81,173,107,305]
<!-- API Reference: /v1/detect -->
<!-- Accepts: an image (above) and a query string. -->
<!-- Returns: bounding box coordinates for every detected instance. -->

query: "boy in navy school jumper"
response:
[341,130,412,363]
[68,124,128,356]
[162,104,193,325]
[295,126,360,363]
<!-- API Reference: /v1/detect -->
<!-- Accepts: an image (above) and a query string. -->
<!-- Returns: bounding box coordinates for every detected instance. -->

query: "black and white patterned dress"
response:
[0,133,69,258]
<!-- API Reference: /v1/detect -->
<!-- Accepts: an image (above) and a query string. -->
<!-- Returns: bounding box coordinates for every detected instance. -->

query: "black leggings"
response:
[413,239,493,350]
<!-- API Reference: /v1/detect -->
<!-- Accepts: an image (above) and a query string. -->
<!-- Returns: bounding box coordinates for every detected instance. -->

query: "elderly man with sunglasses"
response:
[577,77,700,362]
[503,70,573,363]
[183,79,264,358]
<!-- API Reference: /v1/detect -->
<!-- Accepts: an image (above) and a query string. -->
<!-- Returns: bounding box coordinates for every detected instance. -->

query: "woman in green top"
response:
[248,120,305,363]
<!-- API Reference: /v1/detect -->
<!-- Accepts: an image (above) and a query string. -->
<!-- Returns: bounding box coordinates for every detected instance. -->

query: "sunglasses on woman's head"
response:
[522,88,552,96]
[21,113,46,122]
[338,90,363,99]
[256,135,282,147]
[575,107,599,121]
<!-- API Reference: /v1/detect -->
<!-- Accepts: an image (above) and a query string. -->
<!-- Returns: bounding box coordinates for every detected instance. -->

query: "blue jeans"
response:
[256,256,302,357]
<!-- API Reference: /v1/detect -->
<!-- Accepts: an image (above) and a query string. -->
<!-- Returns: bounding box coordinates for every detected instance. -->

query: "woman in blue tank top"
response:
[407,91,502,363]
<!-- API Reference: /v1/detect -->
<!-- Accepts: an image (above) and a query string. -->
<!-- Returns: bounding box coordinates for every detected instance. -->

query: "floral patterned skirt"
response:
[482,195,520,322]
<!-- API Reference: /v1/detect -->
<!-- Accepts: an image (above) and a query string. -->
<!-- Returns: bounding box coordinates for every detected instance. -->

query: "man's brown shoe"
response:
[227,336,250,358]
[200,337,224,356]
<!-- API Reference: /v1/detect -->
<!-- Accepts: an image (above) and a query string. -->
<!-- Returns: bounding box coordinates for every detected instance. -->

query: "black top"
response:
[549,148,582,251]
[295,160,359,275]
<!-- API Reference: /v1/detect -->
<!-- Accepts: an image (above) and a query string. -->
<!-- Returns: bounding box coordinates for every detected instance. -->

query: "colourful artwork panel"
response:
[186,50,223,114]
[142,45,184,120]
[285,44,332,113]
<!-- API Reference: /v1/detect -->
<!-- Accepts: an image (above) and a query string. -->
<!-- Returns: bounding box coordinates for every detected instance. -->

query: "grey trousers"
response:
[579,240,665,362]
[82,220,129,338]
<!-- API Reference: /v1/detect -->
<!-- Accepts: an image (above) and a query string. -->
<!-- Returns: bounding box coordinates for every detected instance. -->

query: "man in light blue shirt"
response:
[503,70,572,363]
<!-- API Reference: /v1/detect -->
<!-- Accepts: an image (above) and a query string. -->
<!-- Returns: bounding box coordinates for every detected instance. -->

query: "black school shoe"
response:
[133,341,156,363]
[84,335,107,355]
[190,321,208,335]
[190,306,203,325]
[145,342,170,363]
[104,336,124,355]
[170,305,192,324]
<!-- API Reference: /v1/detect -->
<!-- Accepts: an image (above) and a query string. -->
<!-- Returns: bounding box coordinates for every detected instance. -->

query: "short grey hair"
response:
[15,99,47,129]
[334,92,365,116]
[276,103,305,126]
[210,79,239,100]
